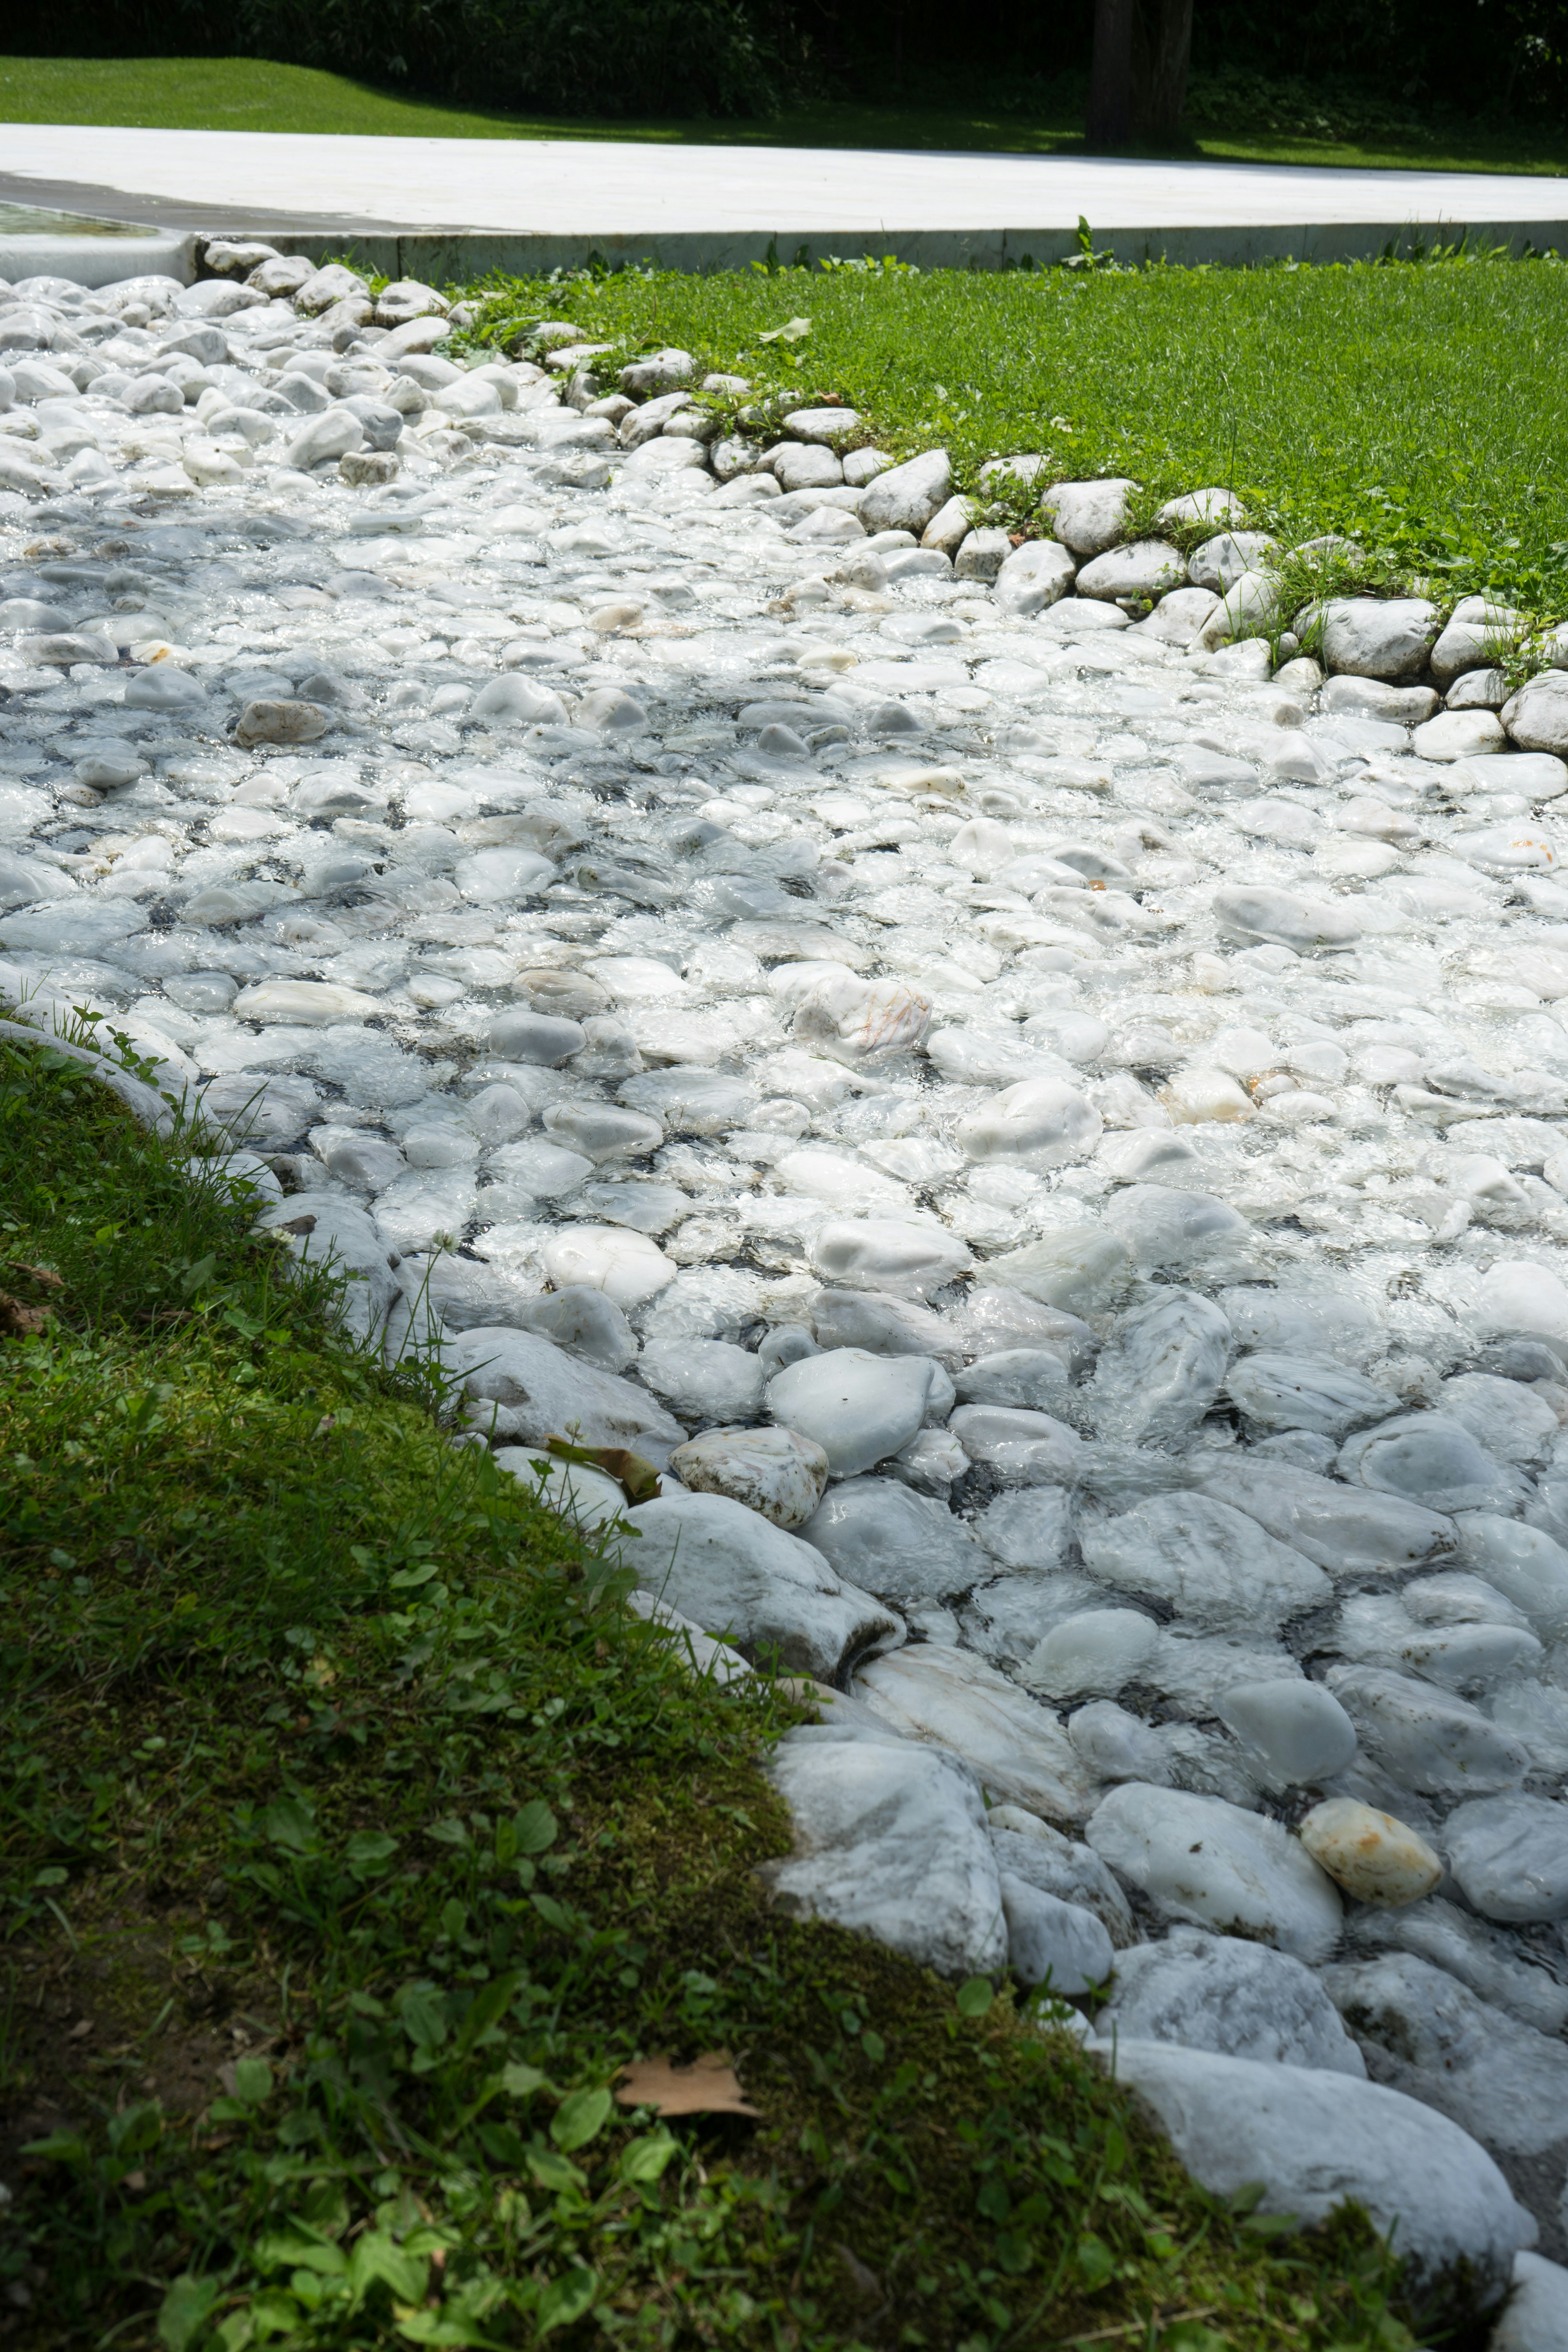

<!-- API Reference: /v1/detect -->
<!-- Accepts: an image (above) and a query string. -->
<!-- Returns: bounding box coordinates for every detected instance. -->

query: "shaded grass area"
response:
[0,1023,1461,2350]
[458,256,1568,618]
[2,55,1568,177]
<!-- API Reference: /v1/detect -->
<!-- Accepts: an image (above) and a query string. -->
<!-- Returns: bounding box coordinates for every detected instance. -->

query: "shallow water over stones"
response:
[7,258,1568,2288]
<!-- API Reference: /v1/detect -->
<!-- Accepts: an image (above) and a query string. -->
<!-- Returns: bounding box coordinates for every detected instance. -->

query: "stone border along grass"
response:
[413,249,1568,692]
[0,1012,1452,2352]
[450,341,1567,762]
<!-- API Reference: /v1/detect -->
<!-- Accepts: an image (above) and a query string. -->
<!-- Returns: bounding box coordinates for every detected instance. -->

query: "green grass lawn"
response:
[2,54,1567,178]
[456,255,1568,621]
[0,1015,1455,2351]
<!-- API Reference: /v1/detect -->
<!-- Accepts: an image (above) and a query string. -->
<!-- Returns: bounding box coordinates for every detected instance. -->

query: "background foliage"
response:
[4,0,1566,128]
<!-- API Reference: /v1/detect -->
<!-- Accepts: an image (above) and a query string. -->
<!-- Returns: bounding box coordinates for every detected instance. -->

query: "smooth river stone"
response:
[1323,1952,1568,2159]
[444,1325,684,1463]
[855,1642,1105,1822]
[956,1076,1102,1169]
[946,1404,1083,1484]
[954,1348,1071,1409]
[232,978,380,1025]
[1298,1798,1442,1906]
[1226,1351,1399,1438]
[1454,1515,1568,1634]
[539,1223,676,1307]
[1090,1290,1228,1442]
[987,1804,1137,1944]
[1338,1412,1519,1513]
[767,1347,953,1476]
[1200,1460,1455,1575]
[669,1425,830,1528]
[1325,1665,1530,1797]
[762,1724,1008,1979]
[637,1337,766,1422]
[799,1475,981,1604]
[1099,2040,1527,2304]
[999,1875,1115,1991]
[1442,1793,1568,1921]
[808,1216,973,1298]
[1086,1783,1343,1962]
[1080,1493,1330,1629]
[1218,1678,1360,1782]
[1092,1924,1365,2075]
[1024,1607,1160,1699]
[623,1490,903,1683]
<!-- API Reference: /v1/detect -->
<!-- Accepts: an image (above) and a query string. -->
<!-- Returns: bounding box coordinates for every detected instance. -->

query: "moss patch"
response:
[0,1017,1463,2349]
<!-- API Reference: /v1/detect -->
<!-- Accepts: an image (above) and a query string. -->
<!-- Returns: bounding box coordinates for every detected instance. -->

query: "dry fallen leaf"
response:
[0,1292,50,1339]
[545,1436,662,1504]
[614,2050,760,2118]
[2,1259,63,1289]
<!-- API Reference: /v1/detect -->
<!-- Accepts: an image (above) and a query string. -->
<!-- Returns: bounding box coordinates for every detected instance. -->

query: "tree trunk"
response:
[1134,0,1194,136]
[1087,0,1136,147]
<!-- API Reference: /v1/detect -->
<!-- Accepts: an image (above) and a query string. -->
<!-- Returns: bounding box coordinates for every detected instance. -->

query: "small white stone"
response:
[768,1348,952,1477]
[232,978,379,1026]
[999,1874,1114,1991]
[809,1217,972,1298]
[947,1404,1082,1485]
[1024,1608,1160,1699]
[957,1076,1102,1169]
[669,1424,830,1528]
[539,1223,676,1308]
[792,968,933,1064]
[1218,1679,1359,1782]
[1298,1797,1442,1906]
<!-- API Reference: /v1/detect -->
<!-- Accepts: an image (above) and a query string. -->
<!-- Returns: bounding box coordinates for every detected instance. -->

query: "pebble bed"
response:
[9,250,1568,2326]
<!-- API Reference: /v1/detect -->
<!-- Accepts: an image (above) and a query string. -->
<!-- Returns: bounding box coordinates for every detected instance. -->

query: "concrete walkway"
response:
[2,122,1566,278]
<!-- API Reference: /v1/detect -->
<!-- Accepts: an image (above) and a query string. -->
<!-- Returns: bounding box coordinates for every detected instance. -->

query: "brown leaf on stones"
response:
[544,1437,662,1504]
[614,2050,759,2118]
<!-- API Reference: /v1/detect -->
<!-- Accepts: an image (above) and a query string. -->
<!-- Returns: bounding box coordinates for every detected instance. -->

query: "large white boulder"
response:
[993,537,1076,615]
[1094,1924,1365,2074]
[1318,596,1440,680]
[762,1722,1008,1977]
[444,1325,684,1462]
[856,1642,1103,1821]
[1042,477,1135,556]
[1100,2040,1529,2304]
[1324,1952,1568,2156]
[622,1490,902,1682]
[857,448,952,535]
[1086,1782,1342,1960]
[1504,671,1568,756]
